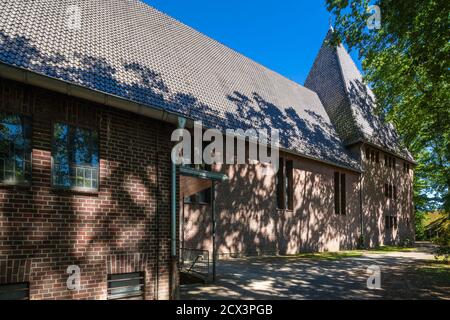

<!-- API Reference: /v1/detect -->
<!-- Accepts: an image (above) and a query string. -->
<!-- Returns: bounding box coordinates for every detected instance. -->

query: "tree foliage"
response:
[326,0,450,211]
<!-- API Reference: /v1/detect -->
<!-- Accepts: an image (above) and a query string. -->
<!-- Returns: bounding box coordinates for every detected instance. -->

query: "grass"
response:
[254,246,420,262]
[365,245,417,253]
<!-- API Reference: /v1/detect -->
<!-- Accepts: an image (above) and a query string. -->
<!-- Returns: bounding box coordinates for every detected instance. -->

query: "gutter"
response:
[0,63,194,129]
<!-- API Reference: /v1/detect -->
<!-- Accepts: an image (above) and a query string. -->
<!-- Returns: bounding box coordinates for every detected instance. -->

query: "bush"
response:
[432,213,450,262]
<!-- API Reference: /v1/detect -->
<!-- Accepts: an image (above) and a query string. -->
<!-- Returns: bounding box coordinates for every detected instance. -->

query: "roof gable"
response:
[305,30,414,162]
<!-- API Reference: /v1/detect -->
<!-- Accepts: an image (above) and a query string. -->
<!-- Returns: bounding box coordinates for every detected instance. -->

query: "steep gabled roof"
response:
[0,0,360,170]
[305,30,414,162]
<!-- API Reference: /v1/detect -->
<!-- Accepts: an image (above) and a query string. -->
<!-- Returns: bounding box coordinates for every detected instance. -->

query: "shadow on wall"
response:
[184,160,361,257]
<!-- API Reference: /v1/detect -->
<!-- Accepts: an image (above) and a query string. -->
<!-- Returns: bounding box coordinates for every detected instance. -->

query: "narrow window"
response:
[389,185,393,199]
[385,216,391,229]
[0,282,29,300]
[393,217,398,229]
[393,186,397,200]
[334,172,340,215]
[107,272,144,300]
[0,112,32,185]
[375,151,380,163]
[340,173,346,215]
[366,148,370,161]
[285,160,293,210]
[393,158,396,170]
[385,154,388,166]
[276,158,285,209]
[52,123,99,191]
[384,183,389,197]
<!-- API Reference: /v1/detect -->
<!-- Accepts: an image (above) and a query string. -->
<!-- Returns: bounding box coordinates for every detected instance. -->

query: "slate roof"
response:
[0,0,362,170]
[305,31,414,162]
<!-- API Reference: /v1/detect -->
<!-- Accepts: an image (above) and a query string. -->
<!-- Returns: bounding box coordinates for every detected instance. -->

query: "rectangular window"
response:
[276,158,285,210]
[385,216,391,229]
[285,160,293,210]
[52,123,99,191]
[384,183,389,197]
[394,186,397,200]
[340,173,346,215]
[385,216,398,230]
[334,172,340,215]
[334,172,346,215]
[0,112,32,185]
[107,272,144,300]
[0,282,29,300]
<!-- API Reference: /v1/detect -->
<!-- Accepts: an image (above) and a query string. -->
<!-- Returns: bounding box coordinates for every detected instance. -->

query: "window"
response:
[366,147,379,164]
[184,188,211,204]
[384,183,397,200]
[52,123,99,191]
[276,158,293,210]
[403,162,410,174]
[198,188,211,204]
[385,216,398,230]
[0,282,29,300]
[334,172,346,215]
[285,160,293,210]
[385,154,396,170]
[107,272,144,300]
[276,158,284,209]
[0,112,32,185]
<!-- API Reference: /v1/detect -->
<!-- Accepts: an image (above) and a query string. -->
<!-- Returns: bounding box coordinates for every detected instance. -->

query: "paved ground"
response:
[180,248,449,300]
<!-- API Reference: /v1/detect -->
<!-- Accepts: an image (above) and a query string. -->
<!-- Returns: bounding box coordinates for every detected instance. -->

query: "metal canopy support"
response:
[179,166,228,182]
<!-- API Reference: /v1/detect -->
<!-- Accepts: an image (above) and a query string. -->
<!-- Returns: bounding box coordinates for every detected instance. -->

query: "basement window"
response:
[0,112,32,185]
[334,172,346,215]
[0,282,30,300]
[52,123,99,191]
[107,272,145,300]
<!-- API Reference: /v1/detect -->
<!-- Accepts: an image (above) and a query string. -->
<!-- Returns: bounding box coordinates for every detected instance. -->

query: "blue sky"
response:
[145,0,362,85]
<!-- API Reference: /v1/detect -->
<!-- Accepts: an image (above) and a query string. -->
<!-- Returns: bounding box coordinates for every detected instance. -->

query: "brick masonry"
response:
[183,150,415,257]
[0,77,176,300]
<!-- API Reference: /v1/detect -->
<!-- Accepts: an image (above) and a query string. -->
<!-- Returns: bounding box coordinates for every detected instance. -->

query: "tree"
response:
[326,0,450,212]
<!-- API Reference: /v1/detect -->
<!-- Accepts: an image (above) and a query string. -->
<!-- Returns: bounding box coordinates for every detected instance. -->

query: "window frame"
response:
[50,121,100,193]
[276,157,285,210]
[285,160,294,211]
[107,272,145,300]
[0,111,33,187]
[334,171,346,215]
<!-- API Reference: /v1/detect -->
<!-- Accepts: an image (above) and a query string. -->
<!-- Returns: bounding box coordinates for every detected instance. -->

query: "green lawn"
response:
[366,245,418,253]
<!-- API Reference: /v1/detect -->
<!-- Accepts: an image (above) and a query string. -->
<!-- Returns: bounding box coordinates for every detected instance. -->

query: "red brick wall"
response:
[0,78,176,300]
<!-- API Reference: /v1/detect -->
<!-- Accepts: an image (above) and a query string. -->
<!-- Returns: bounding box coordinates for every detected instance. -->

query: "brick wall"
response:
[0,77,176,300]
[184,154,362,258]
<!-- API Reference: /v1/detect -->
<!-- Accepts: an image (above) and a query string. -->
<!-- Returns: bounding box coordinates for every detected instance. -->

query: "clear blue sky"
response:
[145,0,362,85]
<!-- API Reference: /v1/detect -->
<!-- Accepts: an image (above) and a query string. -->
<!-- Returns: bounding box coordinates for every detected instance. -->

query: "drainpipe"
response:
[170,116,186,299]
[359,143,365,249]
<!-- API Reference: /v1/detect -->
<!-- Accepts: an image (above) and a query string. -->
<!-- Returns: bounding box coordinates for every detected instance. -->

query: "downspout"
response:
[359,142,365,249]
[171,116,186,299]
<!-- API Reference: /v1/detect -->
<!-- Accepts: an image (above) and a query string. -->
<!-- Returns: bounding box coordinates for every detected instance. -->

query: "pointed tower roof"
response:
[305,31,414,162]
